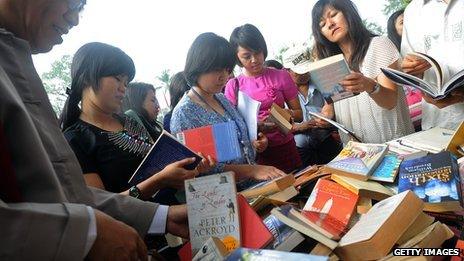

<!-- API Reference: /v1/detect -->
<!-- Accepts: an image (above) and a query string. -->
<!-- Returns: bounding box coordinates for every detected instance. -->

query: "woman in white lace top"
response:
[311,0,414,143]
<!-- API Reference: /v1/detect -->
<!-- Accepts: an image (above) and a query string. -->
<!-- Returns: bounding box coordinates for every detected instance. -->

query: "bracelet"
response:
[367,82,381,95]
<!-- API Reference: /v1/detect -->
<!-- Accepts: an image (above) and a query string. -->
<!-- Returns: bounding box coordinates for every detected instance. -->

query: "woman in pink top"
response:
[225,24,303,173]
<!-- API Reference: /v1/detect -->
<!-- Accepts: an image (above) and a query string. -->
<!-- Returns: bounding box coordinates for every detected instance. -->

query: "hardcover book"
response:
[302,179,359,239]
[324,141,388,180]
[369,153,402,183]
[225,248,328,261]
[398,151,463,213]
[308,54,354,103]
[129,130,202,185]
[185,172,241,255]
[176,121,242,162]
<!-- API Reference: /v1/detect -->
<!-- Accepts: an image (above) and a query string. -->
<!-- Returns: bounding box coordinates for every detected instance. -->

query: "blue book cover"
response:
[225,248,328,261]
[398,151,462,209]
[370,154,402,182]
[129,131,202,185]
[263,214,296,249]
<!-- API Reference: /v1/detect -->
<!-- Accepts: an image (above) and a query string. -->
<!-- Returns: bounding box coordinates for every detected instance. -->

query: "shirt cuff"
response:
[84,206,97,258]
[147,205,169,235]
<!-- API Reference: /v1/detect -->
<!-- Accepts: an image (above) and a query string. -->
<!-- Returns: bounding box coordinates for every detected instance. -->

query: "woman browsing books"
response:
[224,24,303,173]
[60,42,213,203]
[170,33,286,190]
[311,0,413,143]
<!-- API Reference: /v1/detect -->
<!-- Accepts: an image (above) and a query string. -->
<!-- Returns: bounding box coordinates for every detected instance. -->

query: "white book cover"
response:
[185,172,240,255]
[237,90,261,141]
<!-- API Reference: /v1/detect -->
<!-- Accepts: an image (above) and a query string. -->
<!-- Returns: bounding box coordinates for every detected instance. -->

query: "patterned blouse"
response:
[334,36,414,143]
[170,92,256,175]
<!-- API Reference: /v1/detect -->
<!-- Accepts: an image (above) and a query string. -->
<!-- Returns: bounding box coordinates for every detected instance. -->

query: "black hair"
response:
[387,9,404,51]
[264,60,284,70]
[60,42,135,130]
[311,0,375,71]
[229,24,268,66]
[184,32,236,87]
[122,82,156,120]
[169,71,189,110]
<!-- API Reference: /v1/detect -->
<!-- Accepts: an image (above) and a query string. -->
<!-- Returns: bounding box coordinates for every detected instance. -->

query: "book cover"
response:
[268,103,292,134]
[237,194,273,249]
[128,130,202,185]
[185,172,241,255]
[302,179,359,238]
[369,154,403,183]
[176,121,242,163]
[396,126,454,154]
[225,248,328,261]
[263,214,302,250]
[398,151,463,212]
[331,174,394,201]
[308,54,354,103]
[192,237,228,261]
[325,141,388,180]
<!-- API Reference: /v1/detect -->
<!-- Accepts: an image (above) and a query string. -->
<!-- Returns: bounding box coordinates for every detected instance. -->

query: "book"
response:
[268,103,292,134]
[386,140,428,160]
[446,121,464,157]
[263,214,305,251]
[225,248,328,261]
[308,54,354,103]
[452,239,464,261]
[237,194,274,249]
[306,111,362,142]
[302,179,359,239]
[394,126,455,154]
[396,212,435,245]
[128,130,202,185]
[271,205,339,249]
[331,174,395,201]
[324,141,388,180]
[192,237,229,261]
[370,154,402,183]
[237,91,261,141]
[293,165,331,188]
[356,197,372,214]
[185,172,241,255]
[240,174,296,199]
[381,52,464,100]
[176,121,242,163]
[336,191,424,260]
[398,151,463,213]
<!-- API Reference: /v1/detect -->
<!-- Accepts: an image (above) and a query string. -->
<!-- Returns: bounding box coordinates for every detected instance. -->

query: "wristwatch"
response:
[367,82,381,95]
[129,185,142,199]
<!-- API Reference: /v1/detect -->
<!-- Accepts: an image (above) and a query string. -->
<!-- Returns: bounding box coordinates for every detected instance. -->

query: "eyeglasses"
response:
[67,0,85,12]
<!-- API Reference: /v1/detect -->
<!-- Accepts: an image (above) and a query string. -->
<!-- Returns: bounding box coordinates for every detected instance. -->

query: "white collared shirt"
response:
[401,0,464,130]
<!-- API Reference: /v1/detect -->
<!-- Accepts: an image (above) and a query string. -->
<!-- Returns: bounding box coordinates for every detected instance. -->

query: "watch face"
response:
[129,186,141,198]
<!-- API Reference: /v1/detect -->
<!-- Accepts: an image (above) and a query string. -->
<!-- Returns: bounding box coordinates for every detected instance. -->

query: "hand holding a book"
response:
[157,157,199,189]
[401,54,432,77]
[196,152,216,174]
[258,116,277,133]
[339,72,377,93]
[252,132,268,153]
[422,89,464,108]
[87,209,148,261]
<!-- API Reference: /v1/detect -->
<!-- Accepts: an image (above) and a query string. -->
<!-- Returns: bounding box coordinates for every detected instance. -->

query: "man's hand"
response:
[422,90,464,108]
[166,205,189,239]
[87,210,147,261]
[401,54,431,77]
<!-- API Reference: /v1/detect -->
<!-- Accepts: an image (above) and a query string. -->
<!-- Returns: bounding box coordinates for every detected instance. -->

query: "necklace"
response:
[107,116,153,156]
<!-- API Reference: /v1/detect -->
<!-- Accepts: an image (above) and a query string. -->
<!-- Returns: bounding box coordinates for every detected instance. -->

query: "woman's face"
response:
[89,75,128,113]
[143,89,160,120]
[319,6,349,44]
[395,13,404,37]
[196,69,230,94]
[237,46,265,75]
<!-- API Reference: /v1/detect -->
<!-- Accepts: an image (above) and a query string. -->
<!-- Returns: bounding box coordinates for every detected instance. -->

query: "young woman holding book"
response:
[224,24,303,173]
[170,32,286,190]
[311,0,413,143]
[60,42,212,203]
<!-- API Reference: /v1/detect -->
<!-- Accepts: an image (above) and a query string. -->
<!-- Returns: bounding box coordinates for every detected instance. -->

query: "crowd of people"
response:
[1,0,463,260]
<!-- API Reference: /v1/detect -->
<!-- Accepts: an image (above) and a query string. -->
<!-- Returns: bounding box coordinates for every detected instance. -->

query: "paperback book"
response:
[225,248,328,261]
[369,153,402,183]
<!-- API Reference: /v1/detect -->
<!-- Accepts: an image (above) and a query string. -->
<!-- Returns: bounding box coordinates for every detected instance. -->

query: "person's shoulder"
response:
[63,120,97,153]
[370,36,398,52]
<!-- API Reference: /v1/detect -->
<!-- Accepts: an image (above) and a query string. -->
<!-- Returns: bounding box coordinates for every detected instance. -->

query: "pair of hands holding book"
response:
[402,54,464,108]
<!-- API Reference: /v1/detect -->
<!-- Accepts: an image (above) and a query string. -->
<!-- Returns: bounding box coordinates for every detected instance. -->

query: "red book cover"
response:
[179,194,273,261]
[451,240,464,261]
[179,125,217,160]
[302,179,358,238]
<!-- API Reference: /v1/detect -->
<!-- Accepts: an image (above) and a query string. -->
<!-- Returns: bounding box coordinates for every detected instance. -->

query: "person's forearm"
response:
[369,83,398,110]
[120,174,164,200]
[223,164,252,180]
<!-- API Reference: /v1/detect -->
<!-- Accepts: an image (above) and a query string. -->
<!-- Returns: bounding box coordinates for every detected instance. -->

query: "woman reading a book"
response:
[170,32,286,190]
[60,42,212,204]
[224,24,303,173]
[311,0,413,143]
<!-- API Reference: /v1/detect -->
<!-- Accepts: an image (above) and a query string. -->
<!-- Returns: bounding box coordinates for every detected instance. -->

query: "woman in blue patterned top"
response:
[171,32,286,187]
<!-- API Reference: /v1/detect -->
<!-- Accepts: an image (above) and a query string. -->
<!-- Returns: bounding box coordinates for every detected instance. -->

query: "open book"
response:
[306,110,362,142]
[381,52,464,99]
[308,54,354,103]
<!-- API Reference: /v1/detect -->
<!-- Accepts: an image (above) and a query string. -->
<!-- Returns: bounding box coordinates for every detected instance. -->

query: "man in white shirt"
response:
[0,0,188,260]
[401,0,464,130]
